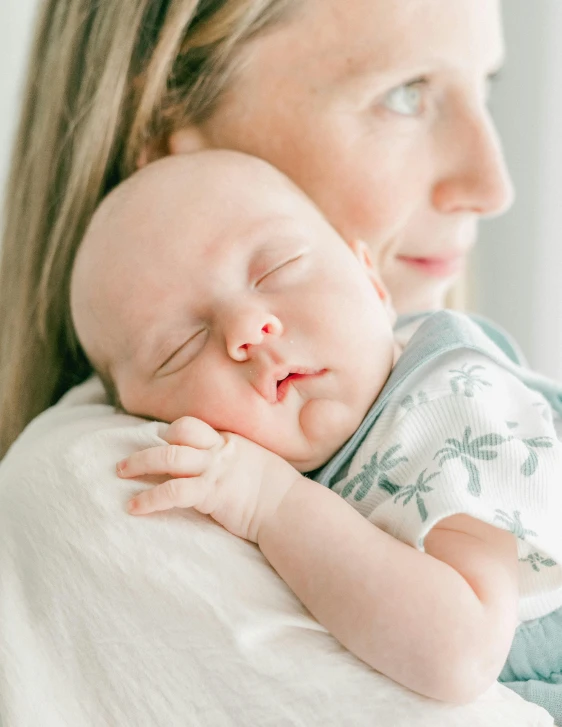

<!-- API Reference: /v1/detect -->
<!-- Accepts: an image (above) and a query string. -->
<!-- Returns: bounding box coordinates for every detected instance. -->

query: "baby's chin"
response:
[283,399,367,473]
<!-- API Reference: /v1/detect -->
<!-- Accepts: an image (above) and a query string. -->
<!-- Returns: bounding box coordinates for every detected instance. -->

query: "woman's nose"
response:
[223,305,284,361]
[431,105,515,218]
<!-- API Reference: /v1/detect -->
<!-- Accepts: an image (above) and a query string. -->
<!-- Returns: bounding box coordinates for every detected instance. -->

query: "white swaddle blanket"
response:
[0,378,554,726]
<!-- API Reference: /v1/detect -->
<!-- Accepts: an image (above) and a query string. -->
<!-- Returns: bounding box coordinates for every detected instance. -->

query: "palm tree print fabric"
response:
[328,342,562,623]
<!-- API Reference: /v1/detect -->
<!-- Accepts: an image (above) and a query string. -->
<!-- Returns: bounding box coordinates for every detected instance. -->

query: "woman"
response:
[0,0,512,460]
[0,0,548,727]
[0,1,537,724]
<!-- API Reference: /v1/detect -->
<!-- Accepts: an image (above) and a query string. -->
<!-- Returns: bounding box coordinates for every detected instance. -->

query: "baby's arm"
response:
[119,417,518,703]
[259,485,518,703]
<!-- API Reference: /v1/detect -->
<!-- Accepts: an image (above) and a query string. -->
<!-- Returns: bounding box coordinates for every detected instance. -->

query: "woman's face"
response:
[171,0,514,313]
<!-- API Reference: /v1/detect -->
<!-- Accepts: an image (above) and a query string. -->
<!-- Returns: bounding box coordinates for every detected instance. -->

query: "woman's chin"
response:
[391,276,456,315]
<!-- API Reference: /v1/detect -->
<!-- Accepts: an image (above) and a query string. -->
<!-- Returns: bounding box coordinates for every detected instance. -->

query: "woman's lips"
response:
[397,253,466,278]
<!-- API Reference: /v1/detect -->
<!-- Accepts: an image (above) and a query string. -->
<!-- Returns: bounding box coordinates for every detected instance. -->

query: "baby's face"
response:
[72,153,396,471]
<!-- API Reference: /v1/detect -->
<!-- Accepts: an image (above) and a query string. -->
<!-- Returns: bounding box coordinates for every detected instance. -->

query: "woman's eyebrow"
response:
[330,56,438,95]
[329,56,401,89]
[335,45,507,88]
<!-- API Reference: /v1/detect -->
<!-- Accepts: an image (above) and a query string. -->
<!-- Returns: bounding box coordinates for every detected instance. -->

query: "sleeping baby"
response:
[70,150,562,720]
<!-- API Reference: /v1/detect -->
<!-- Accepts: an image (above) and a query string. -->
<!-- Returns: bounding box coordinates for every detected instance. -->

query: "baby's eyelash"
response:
[156,330,205,375]
[255,254,302,286]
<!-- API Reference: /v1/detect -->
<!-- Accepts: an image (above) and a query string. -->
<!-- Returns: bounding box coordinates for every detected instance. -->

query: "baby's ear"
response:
[348,239,387,298]
[136,126,209,169]
[348,239,397,322]
[167,126,209,156]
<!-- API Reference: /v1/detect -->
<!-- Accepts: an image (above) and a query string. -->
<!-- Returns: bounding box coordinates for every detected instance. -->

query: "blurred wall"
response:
[0,0,38,212]
[473,0,562,380]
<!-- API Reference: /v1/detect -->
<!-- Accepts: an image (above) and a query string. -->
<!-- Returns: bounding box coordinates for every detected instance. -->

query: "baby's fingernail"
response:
[116,460,127,475]
[127,499,138,513]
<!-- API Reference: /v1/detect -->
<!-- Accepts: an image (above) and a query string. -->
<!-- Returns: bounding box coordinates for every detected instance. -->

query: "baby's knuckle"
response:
[163,445,180,469]
[164,479,182,503]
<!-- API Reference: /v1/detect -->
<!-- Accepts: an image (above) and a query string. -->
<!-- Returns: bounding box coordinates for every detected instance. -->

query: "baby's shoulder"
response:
[384,348,553,435]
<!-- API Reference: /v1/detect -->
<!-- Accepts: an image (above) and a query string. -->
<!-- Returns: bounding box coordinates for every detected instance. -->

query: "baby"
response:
[71,151,562,716]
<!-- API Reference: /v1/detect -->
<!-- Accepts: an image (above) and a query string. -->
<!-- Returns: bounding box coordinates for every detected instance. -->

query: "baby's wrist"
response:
[254,470,308,545]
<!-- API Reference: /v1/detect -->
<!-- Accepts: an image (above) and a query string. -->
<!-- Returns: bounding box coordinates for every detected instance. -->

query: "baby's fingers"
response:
[165,417,223,449]
[128,478,203,515]
[117,444,210,479]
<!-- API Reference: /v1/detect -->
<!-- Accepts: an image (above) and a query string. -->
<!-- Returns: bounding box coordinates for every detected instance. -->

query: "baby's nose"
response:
[225,308,283,361]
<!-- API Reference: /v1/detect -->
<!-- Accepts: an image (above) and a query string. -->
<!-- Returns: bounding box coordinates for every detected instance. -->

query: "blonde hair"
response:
[0,0,297,458]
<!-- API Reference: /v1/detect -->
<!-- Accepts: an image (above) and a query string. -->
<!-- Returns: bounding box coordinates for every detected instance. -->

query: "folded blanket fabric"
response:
[0,378,554,727]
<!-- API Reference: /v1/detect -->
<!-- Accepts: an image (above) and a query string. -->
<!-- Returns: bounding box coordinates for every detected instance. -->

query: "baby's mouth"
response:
[275,369,327,403]
[276,373,292,398]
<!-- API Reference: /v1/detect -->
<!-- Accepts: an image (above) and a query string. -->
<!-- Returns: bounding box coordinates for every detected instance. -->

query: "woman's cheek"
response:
[334,155,411,243]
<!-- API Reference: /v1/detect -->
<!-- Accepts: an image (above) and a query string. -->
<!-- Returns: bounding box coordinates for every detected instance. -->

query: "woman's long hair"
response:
[0,0,295,457]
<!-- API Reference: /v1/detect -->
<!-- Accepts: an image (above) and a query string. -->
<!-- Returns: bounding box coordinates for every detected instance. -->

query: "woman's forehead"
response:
[249,0,504,85]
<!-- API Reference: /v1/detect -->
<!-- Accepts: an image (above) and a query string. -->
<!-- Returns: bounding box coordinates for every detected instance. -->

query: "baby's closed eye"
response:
[156,329,208,377]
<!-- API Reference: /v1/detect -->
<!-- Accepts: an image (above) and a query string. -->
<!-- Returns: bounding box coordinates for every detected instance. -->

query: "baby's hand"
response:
[117,417,303,542]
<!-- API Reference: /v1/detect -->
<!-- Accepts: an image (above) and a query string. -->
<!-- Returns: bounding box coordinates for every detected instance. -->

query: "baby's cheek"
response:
[116,380,170,422]
[186,386,260,439]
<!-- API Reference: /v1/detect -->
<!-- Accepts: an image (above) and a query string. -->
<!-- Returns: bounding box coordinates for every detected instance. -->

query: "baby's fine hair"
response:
[0,0,297,458]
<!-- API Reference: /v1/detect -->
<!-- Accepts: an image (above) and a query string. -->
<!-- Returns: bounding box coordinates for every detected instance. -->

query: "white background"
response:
[1,0,561,379]
[0,0,37,208]
[473,0,562,380]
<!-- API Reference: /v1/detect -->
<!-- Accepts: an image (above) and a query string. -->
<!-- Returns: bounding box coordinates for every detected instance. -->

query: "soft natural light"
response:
[0,0,560,381]
[473,1,562,381]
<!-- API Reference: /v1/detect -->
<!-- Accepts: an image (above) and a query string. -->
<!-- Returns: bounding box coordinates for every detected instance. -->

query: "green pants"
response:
[499,606,562,725]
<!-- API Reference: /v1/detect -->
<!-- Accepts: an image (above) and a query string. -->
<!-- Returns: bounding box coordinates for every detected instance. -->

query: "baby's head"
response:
[71,151,396,471]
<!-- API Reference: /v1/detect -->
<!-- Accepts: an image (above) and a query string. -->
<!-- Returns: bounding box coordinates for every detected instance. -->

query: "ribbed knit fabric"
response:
[311,310,562,724]
[314,311,562,622]
[500,606,562,725]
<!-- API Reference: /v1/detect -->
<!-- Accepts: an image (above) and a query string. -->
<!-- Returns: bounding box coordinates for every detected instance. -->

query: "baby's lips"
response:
[253,368,286,403]
[276,368,328,403]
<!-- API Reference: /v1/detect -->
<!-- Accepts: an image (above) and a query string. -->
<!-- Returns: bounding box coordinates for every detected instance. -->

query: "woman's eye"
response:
[382,81,425,116]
